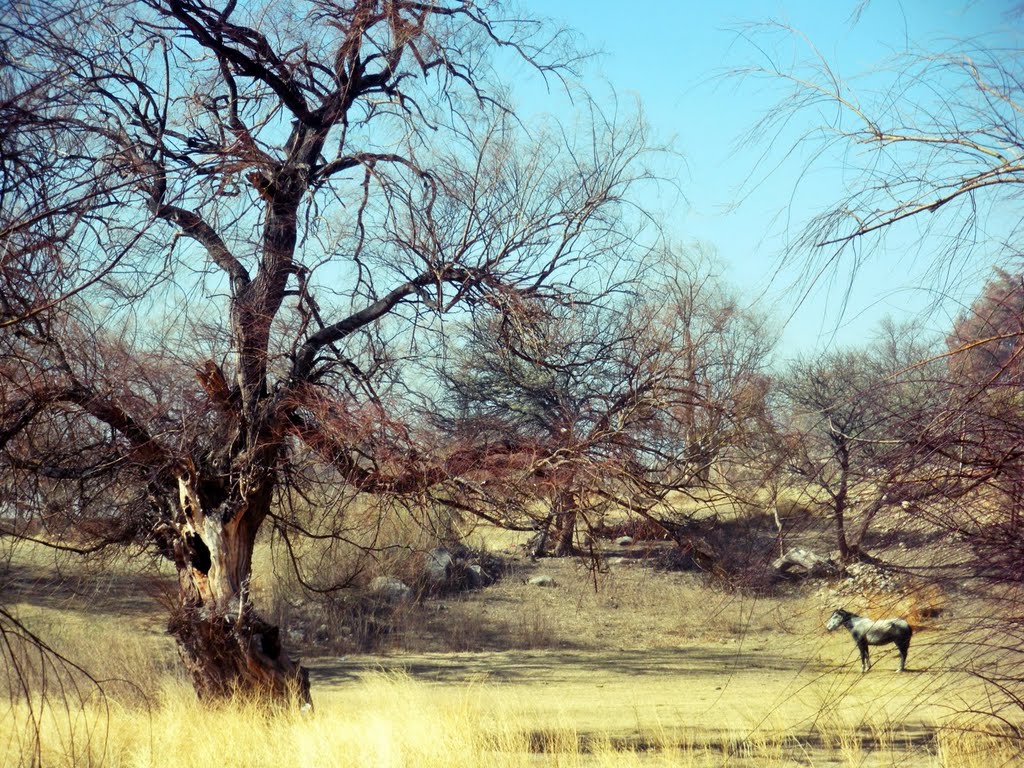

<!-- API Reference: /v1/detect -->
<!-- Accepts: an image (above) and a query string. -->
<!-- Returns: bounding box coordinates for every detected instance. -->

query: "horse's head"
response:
[826,608,851,631]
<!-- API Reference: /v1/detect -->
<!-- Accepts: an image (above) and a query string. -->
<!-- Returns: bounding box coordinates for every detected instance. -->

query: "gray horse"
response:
[826,608,912,672]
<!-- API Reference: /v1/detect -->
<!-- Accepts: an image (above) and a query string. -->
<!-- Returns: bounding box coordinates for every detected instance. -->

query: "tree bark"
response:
[551,494,578,557]
[833,439,854,564]
[167,471,310,705]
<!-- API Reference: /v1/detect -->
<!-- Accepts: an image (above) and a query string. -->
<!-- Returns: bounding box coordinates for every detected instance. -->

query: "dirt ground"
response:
[305,548,1000,759]
[313,646,965,740]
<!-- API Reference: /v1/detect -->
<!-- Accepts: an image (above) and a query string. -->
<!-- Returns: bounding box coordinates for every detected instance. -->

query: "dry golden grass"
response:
[935,728,1024,768]
[3,603,182,708]
[4,673,1020,768]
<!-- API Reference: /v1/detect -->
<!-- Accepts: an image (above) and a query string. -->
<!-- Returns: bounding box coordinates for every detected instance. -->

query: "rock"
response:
[369,575,413,602]
[286,628,304,645]
[528,575,557,587]
[423,547,454,587]
[771,547,837,577]
[615,536,634,546]
[466,563,490,588]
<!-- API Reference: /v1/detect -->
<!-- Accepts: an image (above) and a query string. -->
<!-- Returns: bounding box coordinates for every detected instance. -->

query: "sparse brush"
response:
[251,497,492,654]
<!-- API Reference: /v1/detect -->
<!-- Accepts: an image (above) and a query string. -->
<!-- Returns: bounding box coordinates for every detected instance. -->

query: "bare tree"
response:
[742,17,1024,717]
[948,268,1024,389]
[0,0,660,703]
[739,17,1024,541]
[438,250,774,557]
[940,269,1024,580]
[737,20,1024,282]
[775,322,947,565]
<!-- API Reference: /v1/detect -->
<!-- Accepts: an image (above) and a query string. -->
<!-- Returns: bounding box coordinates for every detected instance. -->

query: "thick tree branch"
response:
[290,269,461,383]
[156,203,251,294]
[158,0,315,124]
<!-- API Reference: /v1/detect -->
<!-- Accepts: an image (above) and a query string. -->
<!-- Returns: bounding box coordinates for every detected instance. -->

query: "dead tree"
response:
[438,250,774,556]
[743,21,1024,717]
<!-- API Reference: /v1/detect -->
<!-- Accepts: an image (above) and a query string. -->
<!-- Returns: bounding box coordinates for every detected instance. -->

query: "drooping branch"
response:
[737,23,1024,265]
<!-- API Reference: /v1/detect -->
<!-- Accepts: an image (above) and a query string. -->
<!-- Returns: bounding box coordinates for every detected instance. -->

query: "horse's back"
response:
[891,617,912,635]
[864,617,911,644]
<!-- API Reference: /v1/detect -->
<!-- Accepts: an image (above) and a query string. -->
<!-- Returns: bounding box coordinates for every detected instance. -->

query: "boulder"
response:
[369,576,413,603]
[423,547,454,587]
[528,574,557,587]
[771,547,837,577]
[465,563,490,588]
[615,536,634,547]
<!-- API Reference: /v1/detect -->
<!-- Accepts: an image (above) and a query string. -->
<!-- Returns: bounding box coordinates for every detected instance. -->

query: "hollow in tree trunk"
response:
[166,470,310,705]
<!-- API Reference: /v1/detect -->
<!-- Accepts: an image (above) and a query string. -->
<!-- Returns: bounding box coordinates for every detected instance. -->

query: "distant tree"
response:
[0,0,660,704]
[439,251,774,556]
[947,268,1024,388]
[741,19,1024,547]
[776,323,945,564]
[938,270,1024,581]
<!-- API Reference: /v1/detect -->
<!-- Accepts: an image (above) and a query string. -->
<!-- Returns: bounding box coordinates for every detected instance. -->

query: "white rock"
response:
[369,575,413,602]
[528,575,557,587]
[423,547,454,586]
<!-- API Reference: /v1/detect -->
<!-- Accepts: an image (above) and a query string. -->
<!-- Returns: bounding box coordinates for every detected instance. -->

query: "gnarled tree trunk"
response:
[167,470,310,704]
[551,493,579,557]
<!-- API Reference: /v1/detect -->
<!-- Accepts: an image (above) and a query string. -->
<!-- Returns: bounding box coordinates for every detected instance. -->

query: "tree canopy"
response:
[0,0,663,701]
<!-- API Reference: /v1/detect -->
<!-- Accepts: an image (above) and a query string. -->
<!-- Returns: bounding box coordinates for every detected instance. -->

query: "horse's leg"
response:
[858,639,870,672]
[895,638,909,672]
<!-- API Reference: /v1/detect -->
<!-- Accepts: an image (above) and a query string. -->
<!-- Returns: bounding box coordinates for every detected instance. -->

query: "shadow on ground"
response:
[311,646,833,686]
[1,562,172,617]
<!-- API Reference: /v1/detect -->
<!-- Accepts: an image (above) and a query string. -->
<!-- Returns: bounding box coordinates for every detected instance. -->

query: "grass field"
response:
[5,671,1021,767]
[3,519,1023,767]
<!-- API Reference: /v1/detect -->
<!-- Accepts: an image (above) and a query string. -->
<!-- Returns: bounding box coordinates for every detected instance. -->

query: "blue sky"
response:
[517,1,1019,359]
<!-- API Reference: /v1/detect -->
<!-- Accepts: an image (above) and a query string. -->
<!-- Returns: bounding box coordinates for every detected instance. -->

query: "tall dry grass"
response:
[2,605,182,706]
[3,673,1021,768]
